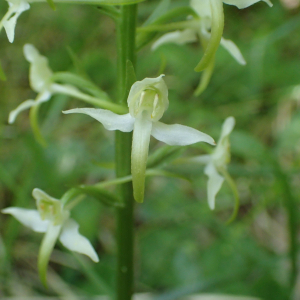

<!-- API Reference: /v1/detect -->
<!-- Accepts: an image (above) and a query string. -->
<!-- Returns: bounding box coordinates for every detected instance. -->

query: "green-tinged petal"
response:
[151,121,215,146]
[59,219,99,262]
[218,116,235,143]
[190,0,211,18]
[23,44,53,93]
[220,37,246,65]
[8,99,36,124]
[38,223,61,287]
[194,56,215,96]
[152,29,197,50]
[3,1,30,43]
[2,207,49,232]
[131,115,152,203]
[63,108,135,132]
[194,0,224,72]
[204,162,224,210]
[212,116,235,168]
[127,75,168,121]
[33,188,67,225]
[223,0,273,9]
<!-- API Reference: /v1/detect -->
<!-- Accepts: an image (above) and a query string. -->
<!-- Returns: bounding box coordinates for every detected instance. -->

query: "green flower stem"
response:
[29,104,47,147]
[137,20,198,33]
[115,4,137,300]
[53,85,127,114]
[220,169,240,225]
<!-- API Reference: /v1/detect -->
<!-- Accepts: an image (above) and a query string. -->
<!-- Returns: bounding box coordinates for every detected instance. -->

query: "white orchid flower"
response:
[0,0,30,43]
[8,44,81,124]
[188,117,235,210]
[63,75,215,203]
[2,188,99,285]
[152,0,272,72]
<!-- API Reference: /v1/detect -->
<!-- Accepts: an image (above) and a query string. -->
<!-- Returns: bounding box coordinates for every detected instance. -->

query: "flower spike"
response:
[64,75,215,203]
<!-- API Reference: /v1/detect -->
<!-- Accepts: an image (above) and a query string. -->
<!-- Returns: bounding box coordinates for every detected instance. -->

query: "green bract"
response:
[63,75,216,203]
[2,188,99,286]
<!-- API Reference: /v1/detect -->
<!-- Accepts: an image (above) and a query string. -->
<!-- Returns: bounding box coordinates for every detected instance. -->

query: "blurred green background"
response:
[0,0,300,299]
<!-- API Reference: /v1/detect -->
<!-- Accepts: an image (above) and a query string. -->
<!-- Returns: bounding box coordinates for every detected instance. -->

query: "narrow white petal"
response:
[152,29,197,50]
[204,163,224,210]
[131,116,153,203]
[2,207,49,232]
[220,37,246,65]
[151,122,215,146]
[219,116,235,142]
[223,0,273,8]
[38,223,61,285]
[63,108,135,132]
[59,219,99,262]
[3,1,30,43]
[8,99,36,124]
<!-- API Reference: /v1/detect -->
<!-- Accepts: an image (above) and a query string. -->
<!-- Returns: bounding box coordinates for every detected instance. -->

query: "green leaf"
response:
[66,46,88,77]
[46,0,56,10]
[51,72,111,100]
[97,5,120,21]
[125,59,137,94]
[136,6,197,51]
[77,186,124,207]
[144,0,171,26]
[147,145,186,168]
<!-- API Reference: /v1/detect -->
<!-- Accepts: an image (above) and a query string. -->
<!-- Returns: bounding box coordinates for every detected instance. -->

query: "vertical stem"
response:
[115,4,137,300]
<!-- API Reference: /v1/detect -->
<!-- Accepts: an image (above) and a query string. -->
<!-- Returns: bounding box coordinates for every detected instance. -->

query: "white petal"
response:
[152,29,197,50]
[219,116,235,142]
[23,44,53,93]
[3,1,30,43]
[59,219,99,262]
[220,37,246,65]
[151,122,215,146]
[190,0,211,18]
[131,115,153,203]
[204,163,224,210]
[32,188,60,203]
[223,0,273,8]
[127,75,169,120]
[8,99,36,124]
[23,43,40,63]
[2,207,49,232]
[63,108,135,132]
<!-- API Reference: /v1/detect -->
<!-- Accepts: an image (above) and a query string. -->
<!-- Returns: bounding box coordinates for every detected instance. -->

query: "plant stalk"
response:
[115,4,137,300]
